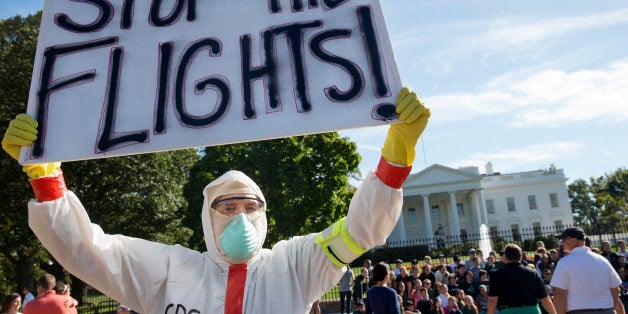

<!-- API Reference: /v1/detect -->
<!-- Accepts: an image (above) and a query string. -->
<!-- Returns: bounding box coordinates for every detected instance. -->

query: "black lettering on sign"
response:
[97,47,149,152]
[240,31,279,119]
[121,0,135,29]
[273,20,323,113]
[310,29,364,102]
[149,0,197,27]
[33,37,118,158]
[174,38,230,128]
[322,0,350,10]
[154,42,174,134]
[309,0,319,8]
[164,303,200,314]
[357,5,389,97]
[55,0,113,33]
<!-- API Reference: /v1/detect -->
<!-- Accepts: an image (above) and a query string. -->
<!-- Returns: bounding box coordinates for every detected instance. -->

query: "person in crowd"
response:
[398,267,413,300]
[366,262,401,314]
[353,300,366,314]
[455,290,466,310]
[410,266,421,284]
[469,258,482,283]
[446,296,463,314]
[465,250,478,271]
[551,227,626,314]
[548,250,559,264]
[431,297,445,314]
[616,253,628,282]
[425,256,433,267]
[458,271,478,299]
[488,244,556,314]
[438,254,452,273]
[354,267,371,306]
[435,264,451,285]
[484,256,496,274]
[475,285,489,314]
[411,279,423,309]
[394,260,405,276]
[477,270,489,289]
[420,265,436,287]
[537,241,546,251]
[417,288,433,314]
[450,256,461,274]
[23,274,69,314]
[339,264,355,314]
[617,240,628,259]
[404,299,418,314]
[462,295,479,314]
[55,281,78,313]
[424,279,435,299]
[601,240,619,268]
[21,288,34,310]
[0,293,21,314]
[2,87,430,313]
[364,260,374,277]
[436,283,451,310]
[542,269,553,286]
[447,274,460,295]
[397,281,410,306]
[388,269,398,289]
[476,250,485,267]
[456,265,467,282]
[538,254,555,275]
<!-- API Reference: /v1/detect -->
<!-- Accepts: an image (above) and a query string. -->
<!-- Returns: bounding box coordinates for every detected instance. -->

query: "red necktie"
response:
[225,264,248,314]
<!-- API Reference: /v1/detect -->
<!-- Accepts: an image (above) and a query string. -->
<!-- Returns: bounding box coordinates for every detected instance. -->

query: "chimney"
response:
[486,162,494,176]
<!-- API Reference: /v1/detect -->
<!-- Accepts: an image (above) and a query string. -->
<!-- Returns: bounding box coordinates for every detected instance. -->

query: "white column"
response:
[394,208,407,242]
[449,191,461,238]
[476,188,488,225]
[422,194,433,239]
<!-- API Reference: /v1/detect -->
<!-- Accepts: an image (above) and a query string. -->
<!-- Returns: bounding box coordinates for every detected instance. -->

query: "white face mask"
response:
[209,208,265,264]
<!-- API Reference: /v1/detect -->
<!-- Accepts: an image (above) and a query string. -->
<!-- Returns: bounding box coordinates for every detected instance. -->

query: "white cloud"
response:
[427,60,628,126]
[447,141,584,172]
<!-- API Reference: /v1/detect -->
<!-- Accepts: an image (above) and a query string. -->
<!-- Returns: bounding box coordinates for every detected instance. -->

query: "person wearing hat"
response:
[550,227,626,314]
[3,87,429,313]
[487,243,555,314]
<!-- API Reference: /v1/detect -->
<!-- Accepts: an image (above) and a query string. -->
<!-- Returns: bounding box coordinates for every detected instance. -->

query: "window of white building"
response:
[511,224,520,242]
[528,195,537,210]
[408,208,416,222]
[550,193,559,208]
[507,197,516,212]
[486,199,495,214]
[533,222,541,236]
[457,203,464,216]
[432,206,440,222]
[554,220,563,229]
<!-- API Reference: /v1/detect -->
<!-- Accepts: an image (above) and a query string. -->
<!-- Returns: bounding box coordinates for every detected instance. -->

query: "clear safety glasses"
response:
[210,196,265,217]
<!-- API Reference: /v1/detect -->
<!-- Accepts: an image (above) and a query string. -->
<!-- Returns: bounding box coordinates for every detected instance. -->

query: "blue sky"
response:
[2,1,627,184]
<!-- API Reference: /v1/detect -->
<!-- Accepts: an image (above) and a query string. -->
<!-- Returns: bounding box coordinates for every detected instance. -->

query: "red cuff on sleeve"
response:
[29,171,67,202]
[375,157,412,189]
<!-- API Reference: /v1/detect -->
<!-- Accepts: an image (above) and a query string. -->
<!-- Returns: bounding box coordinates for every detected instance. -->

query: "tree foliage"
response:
[182,133,361,250]
[568,167,628,227]
[0,12,198,293]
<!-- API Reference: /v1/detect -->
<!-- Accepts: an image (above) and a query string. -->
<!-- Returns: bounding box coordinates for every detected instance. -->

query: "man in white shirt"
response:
[550,227,626,314]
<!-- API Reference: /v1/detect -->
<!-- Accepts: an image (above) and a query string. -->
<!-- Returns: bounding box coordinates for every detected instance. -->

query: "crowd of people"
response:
[338,230,628,314]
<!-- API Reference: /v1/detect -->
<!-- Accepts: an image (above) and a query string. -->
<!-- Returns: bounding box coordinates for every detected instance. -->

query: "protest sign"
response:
[22,0,402,164]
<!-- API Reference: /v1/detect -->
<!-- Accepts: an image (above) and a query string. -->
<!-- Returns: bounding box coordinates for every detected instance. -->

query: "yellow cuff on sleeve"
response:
[315,217,367,267]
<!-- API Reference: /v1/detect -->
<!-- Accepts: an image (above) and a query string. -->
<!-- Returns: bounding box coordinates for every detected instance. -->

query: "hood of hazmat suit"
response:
[201,170,267,266]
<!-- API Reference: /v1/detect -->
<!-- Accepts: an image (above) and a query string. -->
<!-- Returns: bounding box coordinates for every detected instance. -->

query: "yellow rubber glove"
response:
[2,113,61,179]
[381,87,431,166]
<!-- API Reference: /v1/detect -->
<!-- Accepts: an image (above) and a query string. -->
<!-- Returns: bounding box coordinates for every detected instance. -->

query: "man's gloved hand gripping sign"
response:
[20,0,405,164]
[3,1,432,313]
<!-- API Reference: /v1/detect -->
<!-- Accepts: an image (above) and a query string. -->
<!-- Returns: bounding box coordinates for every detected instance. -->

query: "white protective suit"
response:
[28,166,403,313]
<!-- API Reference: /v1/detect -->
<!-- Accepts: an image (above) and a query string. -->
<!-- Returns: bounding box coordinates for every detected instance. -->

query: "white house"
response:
[387,162,574,244]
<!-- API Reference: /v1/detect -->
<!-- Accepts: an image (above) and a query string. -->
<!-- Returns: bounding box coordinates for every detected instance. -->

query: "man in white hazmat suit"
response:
[2,87,430,314]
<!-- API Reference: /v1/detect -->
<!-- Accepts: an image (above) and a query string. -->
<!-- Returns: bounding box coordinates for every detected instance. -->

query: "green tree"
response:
[568,178,600,226]
[0,11,49,292]
[182,133,360,250]
[1,12,198,298]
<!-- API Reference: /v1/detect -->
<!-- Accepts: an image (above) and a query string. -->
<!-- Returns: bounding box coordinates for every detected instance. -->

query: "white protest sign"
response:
[23,0,401,164]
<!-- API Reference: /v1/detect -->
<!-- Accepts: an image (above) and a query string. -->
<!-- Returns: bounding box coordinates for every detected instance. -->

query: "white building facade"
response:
[387,163,574,244]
